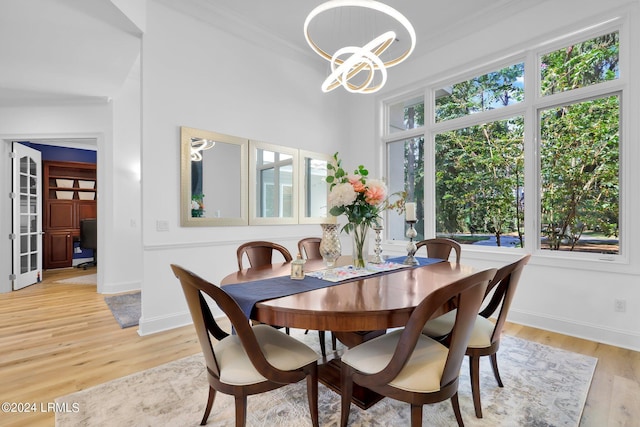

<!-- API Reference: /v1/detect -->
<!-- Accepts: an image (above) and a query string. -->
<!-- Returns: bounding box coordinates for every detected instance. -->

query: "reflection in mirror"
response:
[299,150,333,224]
[249,140,298,225]
[181,127,248,226]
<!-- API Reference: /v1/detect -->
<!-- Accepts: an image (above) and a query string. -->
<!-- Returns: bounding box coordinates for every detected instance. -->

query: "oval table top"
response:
[220,257,477,332]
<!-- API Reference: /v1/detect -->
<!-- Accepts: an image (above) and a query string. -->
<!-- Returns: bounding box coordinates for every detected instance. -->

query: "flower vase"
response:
[319,223,341,270]
[350,222,370,269]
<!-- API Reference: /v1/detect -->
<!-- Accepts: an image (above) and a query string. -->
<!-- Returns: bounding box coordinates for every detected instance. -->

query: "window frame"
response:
[380,16,630,270]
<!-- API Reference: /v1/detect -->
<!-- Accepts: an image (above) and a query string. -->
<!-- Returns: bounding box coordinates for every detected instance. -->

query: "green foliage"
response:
[401,31,619,252]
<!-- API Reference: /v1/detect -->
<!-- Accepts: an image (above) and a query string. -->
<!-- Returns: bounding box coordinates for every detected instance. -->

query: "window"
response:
[383,28,622,258]
[436,63,524,122]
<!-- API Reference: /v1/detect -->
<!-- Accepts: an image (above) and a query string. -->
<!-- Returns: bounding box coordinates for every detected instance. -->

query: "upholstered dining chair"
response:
[171,264,319,427]
[236,240,293,271]
[340,268,497,427]
[415,237,462,263]
[422,254,531,418]
[297,237,337,357]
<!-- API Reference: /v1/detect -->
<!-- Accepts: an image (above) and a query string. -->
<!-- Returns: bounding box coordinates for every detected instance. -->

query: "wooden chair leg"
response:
[340,364,354,427]
[285,327,290,335]
[234,395,247,427]
[331,332,337,351]
[490,353,504,387]
[307,365,319,427]
[318,330,326,357]
[469,354,482,418]
[410,404,423,427]
[200,386,216,425]
[450,392,464,427]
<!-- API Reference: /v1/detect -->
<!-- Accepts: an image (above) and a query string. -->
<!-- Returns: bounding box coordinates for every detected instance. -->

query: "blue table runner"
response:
[224,257,444,319]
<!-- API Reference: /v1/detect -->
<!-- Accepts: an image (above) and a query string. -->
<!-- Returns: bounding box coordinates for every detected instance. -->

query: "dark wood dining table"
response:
[220,256,479,409]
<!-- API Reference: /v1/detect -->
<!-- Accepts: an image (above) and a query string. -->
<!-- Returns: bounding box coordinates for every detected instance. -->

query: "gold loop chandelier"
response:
[304,0,416,94]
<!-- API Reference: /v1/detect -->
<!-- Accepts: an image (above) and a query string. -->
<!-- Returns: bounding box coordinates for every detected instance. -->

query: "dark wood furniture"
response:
[416,238,462,263]
[297,237,322,260]
[422,254,531,418]
[340,269,495,427]
[42,161,96,269]
[171,264,319,427]
[220,257,480,409]
[236,240,293,271]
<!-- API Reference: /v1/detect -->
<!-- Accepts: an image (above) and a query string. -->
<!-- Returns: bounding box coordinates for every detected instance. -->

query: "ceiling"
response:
[0,0,524,106]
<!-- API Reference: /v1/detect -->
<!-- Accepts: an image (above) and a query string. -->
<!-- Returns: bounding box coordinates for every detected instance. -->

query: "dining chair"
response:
[170,264,319,427]
[297,237,337,357]
[422,254,531,418]
[415,237,462,263]
[236,241,293,334]
[297,237,322,260]
[339,268,497,427]
[236,240,293,271]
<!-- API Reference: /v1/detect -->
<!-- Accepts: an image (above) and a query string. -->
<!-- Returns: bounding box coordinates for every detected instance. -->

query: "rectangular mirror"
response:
[181,127,248,226]
[249,140,298,225]
[298,149,333,224]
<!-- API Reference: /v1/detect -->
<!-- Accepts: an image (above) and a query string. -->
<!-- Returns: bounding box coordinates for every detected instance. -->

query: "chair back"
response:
[170,264,302,383]
[479,254,531,345]
[298,237,322,260]
[236,241,293,270]
[354,268,496,389]
[416,238,461,263]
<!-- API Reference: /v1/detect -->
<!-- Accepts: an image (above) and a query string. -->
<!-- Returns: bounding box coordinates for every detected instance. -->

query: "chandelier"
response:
[304,0,416,94]
[190,138,215,161]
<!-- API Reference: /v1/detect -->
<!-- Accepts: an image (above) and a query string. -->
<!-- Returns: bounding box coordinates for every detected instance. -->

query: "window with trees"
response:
[383,29,621,257]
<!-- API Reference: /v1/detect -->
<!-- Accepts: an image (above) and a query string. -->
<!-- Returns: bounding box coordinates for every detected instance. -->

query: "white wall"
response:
[138,2,351,334]
[0,72,143,295]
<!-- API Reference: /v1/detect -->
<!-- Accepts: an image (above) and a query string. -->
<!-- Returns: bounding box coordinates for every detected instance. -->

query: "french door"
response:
[11,142,42,290]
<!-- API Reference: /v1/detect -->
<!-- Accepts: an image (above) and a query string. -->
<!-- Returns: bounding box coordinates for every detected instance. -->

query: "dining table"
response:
[220,255,479,409]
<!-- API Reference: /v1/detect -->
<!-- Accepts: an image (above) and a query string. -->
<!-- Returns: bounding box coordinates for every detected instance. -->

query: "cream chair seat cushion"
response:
[422,310,495,348]
[214,324,318,386]
[341,329,449,393]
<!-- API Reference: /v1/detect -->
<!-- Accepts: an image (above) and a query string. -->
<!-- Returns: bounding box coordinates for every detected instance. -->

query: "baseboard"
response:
[508,308,640,352]
[100,280,140,295]
[137,310,193,336]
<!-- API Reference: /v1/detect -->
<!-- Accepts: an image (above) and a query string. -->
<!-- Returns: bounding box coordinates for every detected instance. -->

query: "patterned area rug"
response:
[55,329,596,426]
[103,292,140,328]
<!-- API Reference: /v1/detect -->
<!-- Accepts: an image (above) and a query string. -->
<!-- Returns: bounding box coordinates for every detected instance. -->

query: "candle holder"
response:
[403,220,418,266]
[371,224,384,264]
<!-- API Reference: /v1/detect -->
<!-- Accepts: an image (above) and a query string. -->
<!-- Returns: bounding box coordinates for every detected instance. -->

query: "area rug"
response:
[53,273,97,285]
[103,292,140,328]
[55,329,596,426]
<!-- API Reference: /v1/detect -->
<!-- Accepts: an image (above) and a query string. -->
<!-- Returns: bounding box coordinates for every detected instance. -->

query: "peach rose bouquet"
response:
[326,152,405,267]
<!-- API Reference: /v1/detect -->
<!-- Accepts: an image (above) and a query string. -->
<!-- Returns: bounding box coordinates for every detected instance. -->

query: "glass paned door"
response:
[12,143,42,290]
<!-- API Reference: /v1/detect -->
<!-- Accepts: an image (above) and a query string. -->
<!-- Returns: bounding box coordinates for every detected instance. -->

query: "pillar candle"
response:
[405,202,416,221]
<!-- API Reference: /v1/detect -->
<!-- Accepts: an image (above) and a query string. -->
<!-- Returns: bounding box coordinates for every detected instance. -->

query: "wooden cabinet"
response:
[42,161,97,269]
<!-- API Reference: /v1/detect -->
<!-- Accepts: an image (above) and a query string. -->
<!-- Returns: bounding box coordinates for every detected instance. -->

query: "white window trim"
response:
[379,14,635,274]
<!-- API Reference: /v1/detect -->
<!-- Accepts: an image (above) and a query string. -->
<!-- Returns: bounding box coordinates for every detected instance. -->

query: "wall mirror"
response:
[180,127,248,226]
[299,149,333,224]
[249,140,298,225]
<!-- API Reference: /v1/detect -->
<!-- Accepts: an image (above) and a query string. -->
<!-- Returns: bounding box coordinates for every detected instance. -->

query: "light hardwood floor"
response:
[1,267,638,426]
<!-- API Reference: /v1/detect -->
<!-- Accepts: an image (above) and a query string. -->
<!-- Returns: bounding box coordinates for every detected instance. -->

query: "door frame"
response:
[4,135,101,292]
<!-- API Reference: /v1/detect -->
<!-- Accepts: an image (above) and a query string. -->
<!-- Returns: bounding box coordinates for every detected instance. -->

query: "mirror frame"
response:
[248,139,299,225]
[298,149,334,224]
[180,126,248,226]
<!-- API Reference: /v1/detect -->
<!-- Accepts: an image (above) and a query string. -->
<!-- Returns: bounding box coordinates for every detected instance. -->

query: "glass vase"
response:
[350,222,370,269]
[319,223,341,270]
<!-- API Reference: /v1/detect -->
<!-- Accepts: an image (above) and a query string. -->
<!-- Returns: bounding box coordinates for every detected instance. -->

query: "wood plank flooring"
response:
[0,267,638,426]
